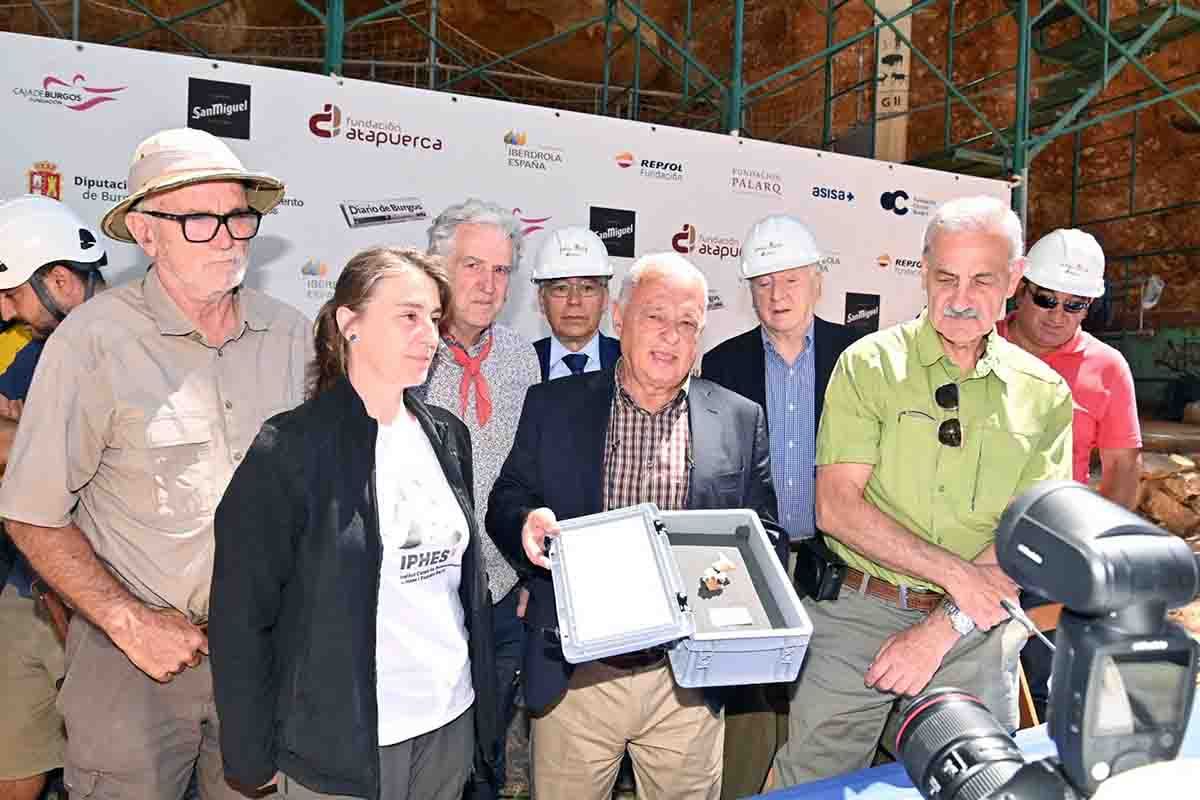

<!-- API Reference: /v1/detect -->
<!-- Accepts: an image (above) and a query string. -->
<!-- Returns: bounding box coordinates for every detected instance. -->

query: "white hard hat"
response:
[0,195,107,291]
[531,226,613,282]
[740,214,822,280]
[1025,228,1106,298]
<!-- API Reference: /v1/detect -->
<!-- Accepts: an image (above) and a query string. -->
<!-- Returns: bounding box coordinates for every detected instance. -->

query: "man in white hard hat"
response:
[998,228,1141,722]
[998,229,1141,505]
[0,195,107,800]
[531,226,621,381]
[771,196,1072,787]
[701,214,862,798]
[0,128,312,800]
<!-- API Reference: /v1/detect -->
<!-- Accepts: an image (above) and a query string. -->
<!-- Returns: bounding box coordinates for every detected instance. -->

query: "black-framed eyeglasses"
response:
[1028,282,1091,314]
[137,209,262,243]
[935,382,962,447]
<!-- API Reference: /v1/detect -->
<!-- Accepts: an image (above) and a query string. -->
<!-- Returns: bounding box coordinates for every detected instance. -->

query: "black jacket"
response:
[209,377,497,799]
[701,318,863,428]
[486,370,780,714]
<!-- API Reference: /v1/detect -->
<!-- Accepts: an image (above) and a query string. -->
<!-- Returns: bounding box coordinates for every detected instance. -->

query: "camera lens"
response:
[896,688,1026,800]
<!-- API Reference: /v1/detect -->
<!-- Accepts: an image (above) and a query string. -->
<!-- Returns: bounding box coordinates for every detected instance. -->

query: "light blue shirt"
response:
[763,324,818,541]
[547,332,604,381]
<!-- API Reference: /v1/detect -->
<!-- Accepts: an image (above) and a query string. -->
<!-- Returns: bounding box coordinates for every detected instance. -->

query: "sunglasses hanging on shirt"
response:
[934,382,961,448]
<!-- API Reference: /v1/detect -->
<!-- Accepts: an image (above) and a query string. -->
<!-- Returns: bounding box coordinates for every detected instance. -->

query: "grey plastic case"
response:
[548,503,813,687]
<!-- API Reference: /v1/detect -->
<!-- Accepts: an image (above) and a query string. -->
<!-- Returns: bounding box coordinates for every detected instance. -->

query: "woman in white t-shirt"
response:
[210,247,498,800]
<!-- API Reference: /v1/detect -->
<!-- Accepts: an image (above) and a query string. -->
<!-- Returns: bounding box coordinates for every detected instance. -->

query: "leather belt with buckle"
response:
[843,567,942,613]
[599,647,668,670]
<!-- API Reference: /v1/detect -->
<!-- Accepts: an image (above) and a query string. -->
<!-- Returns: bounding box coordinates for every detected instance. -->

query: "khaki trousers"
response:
[771,585,1025,788]
[57,615,242,800]
[531,660,723,800]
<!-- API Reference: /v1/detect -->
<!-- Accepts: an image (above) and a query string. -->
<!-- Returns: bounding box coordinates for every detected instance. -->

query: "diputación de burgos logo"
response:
[14,73,126,111]
[308,103,444,151]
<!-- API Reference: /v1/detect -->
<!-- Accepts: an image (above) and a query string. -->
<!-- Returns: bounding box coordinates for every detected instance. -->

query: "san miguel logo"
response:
[307,103,443,151]
[188,78,251,140]
[14,73,126,111]
[27,161,62,200]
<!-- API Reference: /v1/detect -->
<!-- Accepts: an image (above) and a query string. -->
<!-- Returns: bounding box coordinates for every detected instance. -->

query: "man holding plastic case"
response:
[771,196,1074,786]
[531,226,621,381]
[701,214,862,798]
[488,252,779,800]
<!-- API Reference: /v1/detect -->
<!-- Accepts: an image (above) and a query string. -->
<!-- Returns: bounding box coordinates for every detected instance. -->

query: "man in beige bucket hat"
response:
[1,127,311,800]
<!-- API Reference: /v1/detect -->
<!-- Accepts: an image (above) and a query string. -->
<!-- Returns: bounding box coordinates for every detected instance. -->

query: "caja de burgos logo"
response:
[14,73,127,111]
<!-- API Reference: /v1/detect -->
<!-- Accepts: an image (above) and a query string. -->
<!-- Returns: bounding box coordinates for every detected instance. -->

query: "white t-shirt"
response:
[374,411,474,746]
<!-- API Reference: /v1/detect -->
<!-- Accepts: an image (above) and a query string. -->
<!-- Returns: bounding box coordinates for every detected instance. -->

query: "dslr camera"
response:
[897,481,1200,799]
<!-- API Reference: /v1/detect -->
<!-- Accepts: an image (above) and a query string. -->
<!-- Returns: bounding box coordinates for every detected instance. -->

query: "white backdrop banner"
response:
[3,31,1011,353]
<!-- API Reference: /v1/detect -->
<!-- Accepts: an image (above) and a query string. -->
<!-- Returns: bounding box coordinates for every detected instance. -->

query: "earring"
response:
[348,333,359,344]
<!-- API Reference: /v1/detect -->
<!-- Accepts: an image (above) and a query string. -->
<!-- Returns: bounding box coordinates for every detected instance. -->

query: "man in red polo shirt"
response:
[998,228,1141,504]
[998,228,1142,719]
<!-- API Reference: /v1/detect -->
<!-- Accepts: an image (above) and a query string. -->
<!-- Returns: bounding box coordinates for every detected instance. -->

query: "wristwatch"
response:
[941,597,977,636]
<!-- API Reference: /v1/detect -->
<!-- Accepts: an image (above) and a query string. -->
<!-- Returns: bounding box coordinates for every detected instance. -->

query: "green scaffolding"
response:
[8,0,1200,235]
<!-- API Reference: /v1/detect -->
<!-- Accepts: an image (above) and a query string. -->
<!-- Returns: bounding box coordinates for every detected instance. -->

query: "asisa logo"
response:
[308,103,342,138]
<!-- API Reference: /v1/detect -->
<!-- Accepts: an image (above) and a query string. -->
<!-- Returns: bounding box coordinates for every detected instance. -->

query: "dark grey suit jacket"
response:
[486,368,779,714]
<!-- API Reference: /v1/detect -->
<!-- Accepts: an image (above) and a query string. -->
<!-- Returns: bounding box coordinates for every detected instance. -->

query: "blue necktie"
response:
[562,353,588,375]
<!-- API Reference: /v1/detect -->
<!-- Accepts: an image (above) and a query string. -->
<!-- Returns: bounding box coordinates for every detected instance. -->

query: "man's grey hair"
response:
[617,251,710,323]
[922,195,1024,264]
[427,197,523,267]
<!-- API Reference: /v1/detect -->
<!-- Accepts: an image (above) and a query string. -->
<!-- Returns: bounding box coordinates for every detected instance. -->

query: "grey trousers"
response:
[57,616,242,800]
[771,584,1025,788]
[280,707,474,800]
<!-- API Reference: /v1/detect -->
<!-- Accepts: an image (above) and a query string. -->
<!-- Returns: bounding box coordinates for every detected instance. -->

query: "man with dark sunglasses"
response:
[772,196,1073,787]
[0,128,312,800]
[997,228,1141,722]
[998,229,1141,506]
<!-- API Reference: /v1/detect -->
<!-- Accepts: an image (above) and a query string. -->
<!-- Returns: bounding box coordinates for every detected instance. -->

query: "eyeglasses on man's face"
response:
[1027,282,1091,314]
[138,208,262,244]
[543,279,606,300]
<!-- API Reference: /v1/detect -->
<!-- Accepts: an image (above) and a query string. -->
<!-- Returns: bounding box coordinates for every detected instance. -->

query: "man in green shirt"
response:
[771,195,1073,787]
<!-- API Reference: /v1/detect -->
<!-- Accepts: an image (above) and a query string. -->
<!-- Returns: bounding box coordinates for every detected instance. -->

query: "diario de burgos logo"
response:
[307,104,443,151]
[880,189,936,217]
[14,73,126,111]
[671,224,739,260]
[877,253,922,275]
[513,208,552,237]
[300,258,336,301]
[588,206,636,258]
[340,197,427,229]
[27,161,62,200]
[503,131,564,172]
[812,185,855,202]
[731,167,783,198]
[188,78,251,140]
